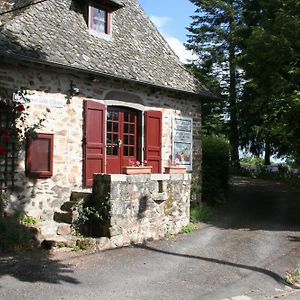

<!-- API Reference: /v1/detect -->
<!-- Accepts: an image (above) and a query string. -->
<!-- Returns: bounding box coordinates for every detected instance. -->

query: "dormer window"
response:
[89,3,111,36]
[87,0,124,38]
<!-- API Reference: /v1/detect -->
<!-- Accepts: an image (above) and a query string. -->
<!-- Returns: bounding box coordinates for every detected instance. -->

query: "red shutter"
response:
[26,133,54,178]
[84,100,106,187]
[144,111,162,173]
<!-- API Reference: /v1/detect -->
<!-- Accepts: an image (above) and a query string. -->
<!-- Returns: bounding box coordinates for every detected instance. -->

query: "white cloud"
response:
[150,15,197,63]
[165,36,197,63]
[149,16,172,29]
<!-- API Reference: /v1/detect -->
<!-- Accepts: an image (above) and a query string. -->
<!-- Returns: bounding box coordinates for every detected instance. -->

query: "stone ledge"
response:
[94,173,192,183]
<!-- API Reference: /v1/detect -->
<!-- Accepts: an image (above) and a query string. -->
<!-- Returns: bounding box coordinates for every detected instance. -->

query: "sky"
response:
[137,0,197,63]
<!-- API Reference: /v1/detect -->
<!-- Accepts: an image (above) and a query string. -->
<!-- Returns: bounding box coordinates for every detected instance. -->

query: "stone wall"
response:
[0,57,201,221]
[92,173,191,246]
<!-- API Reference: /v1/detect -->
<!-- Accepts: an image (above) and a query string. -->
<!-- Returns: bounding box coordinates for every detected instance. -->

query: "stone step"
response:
[60,201,77,212]
[70,190,92,202]
[39,221,72,236]
[41,235,77,249]
[54,211,73,224]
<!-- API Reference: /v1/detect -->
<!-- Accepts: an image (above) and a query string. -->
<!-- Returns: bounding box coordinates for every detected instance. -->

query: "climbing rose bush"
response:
[0,103,27,155]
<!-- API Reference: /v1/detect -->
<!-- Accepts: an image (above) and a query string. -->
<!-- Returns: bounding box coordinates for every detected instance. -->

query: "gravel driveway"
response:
[1,177,300,300]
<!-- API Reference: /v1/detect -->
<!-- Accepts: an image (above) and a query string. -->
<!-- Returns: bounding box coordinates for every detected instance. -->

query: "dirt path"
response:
[1,177,300,300]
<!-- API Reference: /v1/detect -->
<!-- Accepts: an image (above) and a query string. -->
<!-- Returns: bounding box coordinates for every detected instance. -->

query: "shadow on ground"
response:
[135,243,299,290]
[209,177,300,232]
[0,250,80,288]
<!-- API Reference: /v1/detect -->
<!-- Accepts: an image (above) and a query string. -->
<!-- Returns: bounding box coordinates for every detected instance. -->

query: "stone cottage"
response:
[0,0,214,246]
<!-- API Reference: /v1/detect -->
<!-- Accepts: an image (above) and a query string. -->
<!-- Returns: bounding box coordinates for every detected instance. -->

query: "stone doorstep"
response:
[53,210,73,224]
[60,200,78,212]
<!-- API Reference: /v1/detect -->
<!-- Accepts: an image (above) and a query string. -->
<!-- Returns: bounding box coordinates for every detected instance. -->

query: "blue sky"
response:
[137,0,197,62]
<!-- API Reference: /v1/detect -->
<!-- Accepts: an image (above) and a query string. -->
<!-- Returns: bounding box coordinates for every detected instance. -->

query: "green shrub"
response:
[20,214,38,225]
[190,203,215,222]
[202,135,230,204]
[0,215,34,251]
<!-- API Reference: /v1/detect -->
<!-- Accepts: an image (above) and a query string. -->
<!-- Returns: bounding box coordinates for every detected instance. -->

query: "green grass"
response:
[190,203,215,223]
[180,223,197,234]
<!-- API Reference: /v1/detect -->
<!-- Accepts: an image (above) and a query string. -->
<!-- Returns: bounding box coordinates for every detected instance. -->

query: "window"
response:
[26,133,54,178]
[89,3,111,35]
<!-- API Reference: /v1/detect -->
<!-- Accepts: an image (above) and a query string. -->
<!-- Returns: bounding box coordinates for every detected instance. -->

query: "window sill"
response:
[89,29,112,41]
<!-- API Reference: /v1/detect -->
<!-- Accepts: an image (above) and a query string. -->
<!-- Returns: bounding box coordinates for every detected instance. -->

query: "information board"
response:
[172,116,193,171]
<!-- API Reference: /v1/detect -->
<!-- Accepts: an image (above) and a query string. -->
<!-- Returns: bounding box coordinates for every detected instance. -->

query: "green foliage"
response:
[190,203,215,223]
[240,156,264,166]
[74,195,110,238]
[20,214,38,225]
[239,0,300,162]
[180,223,197,234]
[0,214,35,251]
[202,135,230,204]
[186,0,243,165]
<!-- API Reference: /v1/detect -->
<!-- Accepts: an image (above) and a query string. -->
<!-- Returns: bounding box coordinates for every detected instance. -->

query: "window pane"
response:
[107,134,112,144]
[124,112,129,122]
[124,135,128,145]
[106,147,112,155]
[113,134,118,144]
[129,113,135,122]
[129,147,134,156]
[107,122,112,132]
[123,146,128,156]
[130,135,134,145]
[113,122,118,133]
[107,111,112,120]
[113,146,118,155]
[130,124,134,134]
[91,7,106,33]
[124,124,128,133]
[113,112,118,121]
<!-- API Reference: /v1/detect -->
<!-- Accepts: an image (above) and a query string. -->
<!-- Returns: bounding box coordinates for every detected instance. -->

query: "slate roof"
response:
[0,0,212,96]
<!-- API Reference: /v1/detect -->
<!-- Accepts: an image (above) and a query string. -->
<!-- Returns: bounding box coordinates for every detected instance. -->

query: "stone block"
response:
[56,224,72,235]
[96,237,111,251]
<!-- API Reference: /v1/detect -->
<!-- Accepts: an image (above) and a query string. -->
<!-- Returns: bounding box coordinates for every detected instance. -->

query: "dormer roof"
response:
[0,0,213,97]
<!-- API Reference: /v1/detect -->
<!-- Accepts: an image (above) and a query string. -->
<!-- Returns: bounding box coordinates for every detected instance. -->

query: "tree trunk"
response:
[264,137,271,165]
[228,17,240,168]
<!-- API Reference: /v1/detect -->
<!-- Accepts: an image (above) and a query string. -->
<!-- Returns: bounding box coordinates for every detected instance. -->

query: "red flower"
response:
[144,160,148,165]
[16,104,25,112]
[3,135,10,142]
[135,161,141,166]
[0,146,8,155]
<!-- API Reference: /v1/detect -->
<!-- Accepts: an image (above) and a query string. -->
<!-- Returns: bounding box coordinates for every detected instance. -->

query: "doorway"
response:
[106,107,140,174]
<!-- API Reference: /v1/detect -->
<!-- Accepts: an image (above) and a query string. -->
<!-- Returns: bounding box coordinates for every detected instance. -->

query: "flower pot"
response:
[164,166,186,174]
[122,166,152,175]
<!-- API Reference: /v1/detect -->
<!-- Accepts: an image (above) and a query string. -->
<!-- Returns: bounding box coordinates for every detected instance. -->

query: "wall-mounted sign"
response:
[172,116,193,171]
[13,93,65,108]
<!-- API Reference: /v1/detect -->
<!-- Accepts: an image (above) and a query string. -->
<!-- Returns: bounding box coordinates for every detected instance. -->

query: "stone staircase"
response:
[38,191,92,249]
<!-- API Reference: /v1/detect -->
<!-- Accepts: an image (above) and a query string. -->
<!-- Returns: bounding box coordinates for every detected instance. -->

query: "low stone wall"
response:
[92,173,191,247]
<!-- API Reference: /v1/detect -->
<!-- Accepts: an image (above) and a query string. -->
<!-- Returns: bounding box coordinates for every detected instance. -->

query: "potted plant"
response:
[164,160,186,174]
[122,160,152,175]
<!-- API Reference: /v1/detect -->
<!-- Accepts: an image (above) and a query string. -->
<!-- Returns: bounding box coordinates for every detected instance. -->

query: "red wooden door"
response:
[84,100,106,187]
[144,111,162,173]
[106,108,139,174]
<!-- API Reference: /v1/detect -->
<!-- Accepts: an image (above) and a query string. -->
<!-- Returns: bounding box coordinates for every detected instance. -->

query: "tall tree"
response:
[239,0,300,164]
[186,0,245,167]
